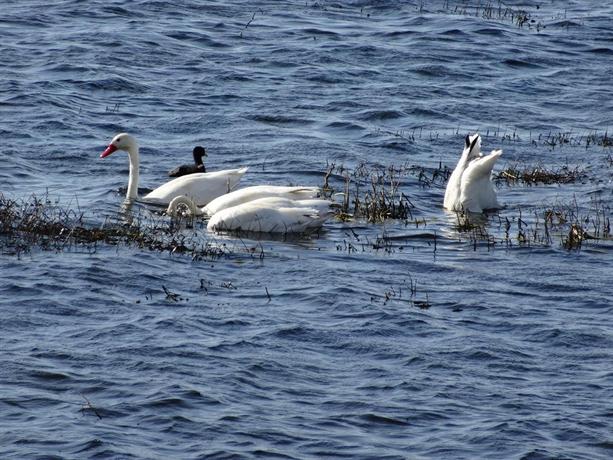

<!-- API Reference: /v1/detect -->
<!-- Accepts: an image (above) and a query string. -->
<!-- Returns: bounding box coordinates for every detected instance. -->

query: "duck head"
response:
[192,145,206,164]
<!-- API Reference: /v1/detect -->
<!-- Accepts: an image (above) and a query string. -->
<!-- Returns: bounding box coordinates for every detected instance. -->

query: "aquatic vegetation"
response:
[488,129,613,151]
[80,394,102,420]
[323,162,416,223]
[0,194,231,259]
[371,123,613,153]
[494,163,585,186]
[453,197,611,251]
[442,1,545,30]
[378,277,432,309]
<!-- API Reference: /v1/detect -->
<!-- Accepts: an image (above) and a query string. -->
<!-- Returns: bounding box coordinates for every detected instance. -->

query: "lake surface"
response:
[1,1,612,458]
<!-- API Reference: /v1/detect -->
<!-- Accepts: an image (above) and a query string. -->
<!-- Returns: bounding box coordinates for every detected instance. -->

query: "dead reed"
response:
[453,197,610,251]
[0,193,231,259]
[372,274,432,309]
[494,163,584,186]
[443,1,544,30]
[373,126,613,152]
[323,162,416,223]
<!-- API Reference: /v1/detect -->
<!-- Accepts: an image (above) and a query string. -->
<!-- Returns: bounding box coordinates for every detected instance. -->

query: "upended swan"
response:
[444,133,502,213]
[100,133,247,205]
[167,195,336,234]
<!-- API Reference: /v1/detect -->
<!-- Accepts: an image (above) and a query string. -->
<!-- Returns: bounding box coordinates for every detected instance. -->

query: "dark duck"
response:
[168,146,206,177]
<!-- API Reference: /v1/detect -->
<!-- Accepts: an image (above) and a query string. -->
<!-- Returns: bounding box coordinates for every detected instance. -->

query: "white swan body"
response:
[207,197,336,234]
[444,134,502,213]
[100,133,247,205]
[202,185,321,217]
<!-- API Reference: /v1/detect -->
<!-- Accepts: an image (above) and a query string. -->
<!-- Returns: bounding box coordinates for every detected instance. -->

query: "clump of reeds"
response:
[445,1,539,29]
[453,211,498,250]
[453,197,611,251]
[531,130,612,150]
[0,193,231,259]
[323,162,416,223]
[494,163,584,186]
[372,274,432,309]
[373,126,612,152]
[408,162,451,188]
[539,201,602,250]
[586,131,613,148]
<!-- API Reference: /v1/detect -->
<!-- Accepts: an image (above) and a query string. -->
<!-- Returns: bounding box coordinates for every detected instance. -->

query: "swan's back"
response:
[207,196,334,234]
[203,185,320,216]
[144,167,248,206]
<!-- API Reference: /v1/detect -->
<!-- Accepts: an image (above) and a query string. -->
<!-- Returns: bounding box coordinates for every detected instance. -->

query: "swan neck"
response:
[168,196,201,216]
[126,144,140,200]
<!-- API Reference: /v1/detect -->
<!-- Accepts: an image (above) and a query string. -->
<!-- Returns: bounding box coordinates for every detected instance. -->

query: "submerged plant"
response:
[323,162,416,223]
[0,193,236,259]
[451,197,611,252]
[494,163,584,186]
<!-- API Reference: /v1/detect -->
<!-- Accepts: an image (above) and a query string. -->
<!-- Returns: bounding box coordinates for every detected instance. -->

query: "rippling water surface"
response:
[1,1,613,458]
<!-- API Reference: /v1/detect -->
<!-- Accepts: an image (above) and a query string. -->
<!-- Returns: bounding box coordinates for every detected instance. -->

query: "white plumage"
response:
[206,197,335,234]
[444,133,502,213]
[100,133,247,206]
[202,185,321,216]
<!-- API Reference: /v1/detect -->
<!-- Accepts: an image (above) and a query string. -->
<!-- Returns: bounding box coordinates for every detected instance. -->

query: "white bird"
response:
[100,133,247,205]
[202,185,321,216]
[166,185,322,217]
[444,133,502,213]
[206,197,336,234]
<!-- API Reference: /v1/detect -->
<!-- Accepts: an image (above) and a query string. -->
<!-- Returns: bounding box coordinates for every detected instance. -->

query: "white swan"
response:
[202,185,321,216]
[444,133,502,213]
[100,133,247,205]
[207,196,336,234]
[168,195,335,233]
[166,185,322,217]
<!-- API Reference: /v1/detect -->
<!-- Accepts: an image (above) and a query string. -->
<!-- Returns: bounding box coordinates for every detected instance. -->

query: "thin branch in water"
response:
[80,394,102,420]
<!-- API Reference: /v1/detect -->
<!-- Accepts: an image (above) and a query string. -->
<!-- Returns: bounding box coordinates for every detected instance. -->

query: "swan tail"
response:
[467,149,502,176]
[287,187,321,199]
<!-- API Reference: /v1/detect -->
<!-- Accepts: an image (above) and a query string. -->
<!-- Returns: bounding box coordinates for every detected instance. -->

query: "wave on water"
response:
[1,1,613,459]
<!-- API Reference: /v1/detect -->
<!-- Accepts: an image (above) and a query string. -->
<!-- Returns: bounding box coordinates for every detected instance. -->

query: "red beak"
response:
[100,143,118,158]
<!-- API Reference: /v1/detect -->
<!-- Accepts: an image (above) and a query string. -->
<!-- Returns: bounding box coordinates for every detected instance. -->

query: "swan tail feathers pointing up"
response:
[466,149,502,176]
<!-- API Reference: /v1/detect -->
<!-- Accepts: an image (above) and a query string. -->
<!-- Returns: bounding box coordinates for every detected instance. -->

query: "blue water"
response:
[1,1,612,458]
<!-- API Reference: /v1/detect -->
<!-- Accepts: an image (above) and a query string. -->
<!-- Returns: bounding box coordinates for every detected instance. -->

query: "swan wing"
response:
[464,150,501,177]
[460,150,502,212]
[203,185,320,216]
[231,196,335,214]
[144,167,248,206]
[207,201,330,233]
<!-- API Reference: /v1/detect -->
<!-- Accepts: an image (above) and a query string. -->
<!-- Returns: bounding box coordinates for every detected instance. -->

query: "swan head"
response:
[101,133,138,158]
[464,133,482,162]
